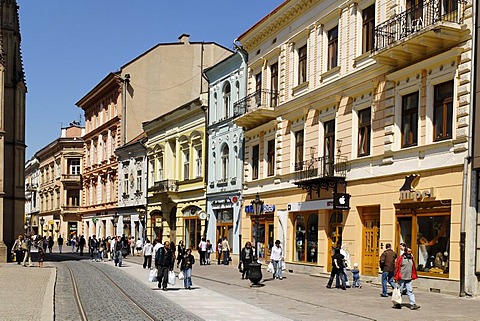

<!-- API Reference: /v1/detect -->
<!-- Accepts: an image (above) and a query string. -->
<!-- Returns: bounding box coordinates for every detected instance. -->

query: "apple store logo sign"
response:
[333,193,350,210]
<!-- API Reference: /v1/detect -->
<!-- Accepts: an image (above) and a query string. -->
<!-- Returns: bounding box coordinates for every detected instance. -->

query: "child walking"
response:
[351,262,361,288]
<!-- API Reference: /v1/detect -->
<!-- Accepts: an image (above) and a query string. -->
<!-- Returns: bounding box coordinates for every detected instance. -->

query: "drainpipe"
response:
[460,0,477,297]
[121,74,130,146]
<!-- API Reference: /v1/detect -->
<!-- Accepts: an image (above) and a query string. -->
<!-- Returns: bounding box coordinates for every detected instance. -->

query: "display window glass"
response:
[398,214,450,276]
[294,213,318,263]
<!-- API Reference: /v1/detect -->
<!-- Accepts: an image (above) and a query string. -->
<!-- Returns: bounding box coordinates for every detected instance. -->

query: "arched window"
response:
[221,145,229,180]
[223,83,231,119]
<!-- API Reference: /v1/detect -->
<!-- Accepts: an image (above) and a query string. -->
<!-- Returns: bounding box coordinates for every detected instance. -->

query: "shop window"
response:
[433,80,453,141]
[185,218,201,251]
[294,213,318,263]
[398,214,450,276]
[401,91,419,148]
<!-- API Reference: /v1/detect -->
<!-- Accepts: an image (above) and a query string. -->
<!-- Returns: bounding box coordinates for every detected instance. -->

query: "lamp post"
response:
[248,192,264,286]
[39,217,45,237]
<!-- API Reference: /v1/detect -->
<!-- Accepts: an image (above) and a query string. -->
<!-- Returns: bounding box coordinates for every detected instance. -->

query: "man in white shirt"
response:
[135,238,143,256]
[270,240,283,280]
[109,237,116,261]
[152,237,164,266]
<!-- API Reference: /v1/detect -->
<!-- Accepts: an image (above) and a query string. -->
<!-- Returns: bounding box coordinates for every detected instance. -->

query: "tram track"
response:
[63,261,158,321]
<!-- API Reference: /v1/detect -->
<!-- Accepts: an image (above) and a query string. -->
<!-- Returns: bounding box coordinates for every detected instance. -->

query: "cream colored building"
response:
[237,0,473,294]
[76,34,231,237]
[35,124,84,241]
[144,95,207,248]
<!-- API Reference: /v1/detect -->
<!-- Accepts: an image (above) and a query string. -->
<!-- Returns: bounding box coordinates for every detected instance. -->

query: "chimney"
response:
[178,33,190,44]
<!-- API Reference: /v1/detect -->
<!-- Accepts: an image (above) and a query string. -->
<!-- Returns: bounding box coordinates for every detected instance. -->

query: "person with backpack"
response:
[155,241,174,290]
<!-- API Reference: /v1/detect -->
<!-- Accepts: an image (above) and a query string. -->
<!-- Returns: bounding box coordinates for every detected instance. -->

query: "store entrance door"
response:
[362,215,380,276]
[216,224,233,259]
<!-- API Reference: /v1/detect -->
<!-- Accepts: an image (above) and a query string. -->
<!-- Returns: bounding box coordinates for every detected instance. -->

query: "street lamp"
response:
[113,213,119,237]
[249,192,264,285]
[39,217,45,237]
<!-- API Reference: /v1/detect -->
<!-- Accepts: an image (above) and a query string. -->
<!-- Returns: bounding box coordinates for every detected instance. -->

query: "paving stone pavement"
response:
[0,262,55,321]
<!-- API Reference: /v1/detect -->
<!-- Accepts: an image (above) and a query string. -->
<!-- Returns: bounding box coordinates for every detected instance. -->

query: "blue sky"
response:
[19,0,284,159]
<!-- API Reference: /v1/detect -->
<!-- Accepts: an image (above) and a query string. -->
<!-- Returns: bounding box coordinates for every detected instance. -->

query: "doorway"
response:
[362,208,380,276]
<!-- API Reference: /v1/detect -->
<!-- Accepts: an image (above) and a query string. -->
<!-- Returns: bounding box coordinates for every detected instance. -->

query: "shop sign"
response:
[333,193,350,210]
[399,187,434,201]
[245,204,275,213]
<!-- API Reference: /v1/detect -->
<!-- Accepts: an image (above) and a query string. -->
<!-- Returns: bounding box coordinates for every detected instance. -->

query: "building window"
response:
[149,160,155,184]
[294,214,318,263]
[270,62,279,107]
[433,80,453,141]
[195,147,202,178]
[158,155,164,181]
[136,170,142,192]
[103,140,107,161]
[267,139,275,176]
[401,92,419,148]
[398,214,450,276]
[362,4,375,53]
[324,120,335,175]
[69,159,81,175]
[328,26,338,70]
[110,135,116,157]
[221,145,229,181]
[295,130,304,171]
[255,72,262,106]
[298,44,307,84]
[252,144,259,180]
[223,83,231,119]
[183,149,190,181]
[358,108,371,157]
[123,173,129,195]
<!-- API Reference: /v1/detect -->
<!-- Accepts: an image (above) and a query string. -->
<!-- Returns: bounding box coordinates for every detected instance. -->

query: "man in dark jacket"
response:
[240,241,253,280]
[155,241,174,290]
[326,248,346,290]
[380,243,397,297]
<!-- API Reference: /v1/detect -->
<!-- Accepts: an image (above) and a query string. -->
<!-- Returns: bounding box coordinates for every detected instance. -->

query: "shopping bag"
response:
[168,270,176,285]
[281,261,286,271]
[267,262,274,273]
[391,287,402,305]
[148,269,158,282]
[178,271,185,280]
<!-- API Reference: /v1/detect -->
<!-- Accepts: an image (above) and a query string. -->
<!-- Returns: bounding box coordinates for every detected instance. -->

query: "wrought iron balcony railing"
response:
[374,0,463,52]
[148,179,179,193]
[295,156,347,181]
[233,89,279,116]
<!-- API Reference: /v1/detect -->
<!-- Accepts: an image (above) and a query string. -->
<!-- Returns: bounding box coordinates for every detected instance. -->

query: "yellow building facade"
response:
[237,0,472,293]
[144,96,207,249]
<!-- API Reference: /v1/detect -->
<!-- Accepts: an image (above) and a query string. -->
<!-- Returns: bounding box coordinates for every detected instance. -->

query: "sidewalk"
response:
[0,261,55,321]
[123,254,480,321]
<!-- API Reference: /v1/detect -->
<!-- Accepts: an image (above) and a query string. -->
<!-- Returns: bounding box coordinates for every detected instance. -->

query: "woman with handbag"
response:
[179,248,195,289]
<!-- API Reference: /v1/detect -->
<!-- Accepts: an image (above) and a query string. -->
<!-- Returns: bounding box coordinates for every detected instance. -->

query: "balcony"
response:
[62,205,80,214]
[373,0,466,65]
[61,174,82,189]
[294,156,347,192]
[233,89,278,130]
[148,179,179,193]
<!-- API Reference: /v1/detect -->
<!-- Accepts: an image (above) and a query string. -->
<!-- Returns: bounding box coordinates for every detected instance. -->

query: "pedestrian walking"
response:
[71,236,76,253]
[217,238,223,265]
[47,236,54,253]
[206,239,213,265]
[135,238,143,256]
[42,236,47,252]
[37,240,45,268]
[57,235,64,253]
[351,263,362,288]
[393,247,420,310]
[340,245,351,287]
[22,235,32,267]
[79,235,86,256]
[130,236,136,256]
[222,237,231,265]
[326,248,346,290]
[270,240,284,280]
[176,240,186,268]
[11,234,24,264]
[380,243,397,297]
[179,248,195,289]
[240,241,253,279]
[143,239,154,269]
[114,236,123,267]
[155,241,174,290]
[198,237,207,265]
